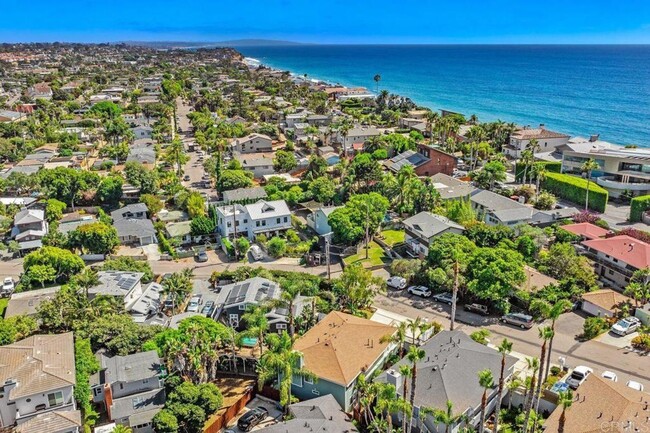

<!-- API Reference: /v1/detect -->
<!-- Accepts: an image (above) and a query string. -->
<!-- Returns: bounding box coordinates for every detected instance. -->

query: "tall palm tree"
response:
[241,305,269,356]
[406,317,435,346]
[399,364,412,433]
[625,268,650,307]
[520,149,534,186]
[396,165,416,212]
[73,267,100,299]
[426,400,468,433]
[373,74,382,93]
[557,389,574,433]
[494,338,513,433]
[380,321,409,358]
[337,118,353,158]
[477,369,494,433]
[530,326,554,433]
[581,158,600,211]
[522,357,540,433]
[269,283,302,337]
[541,300,573,381]
[424,111,440,145]
[406,345,425,433]
[506,376,522,410]
[532,162,547,200]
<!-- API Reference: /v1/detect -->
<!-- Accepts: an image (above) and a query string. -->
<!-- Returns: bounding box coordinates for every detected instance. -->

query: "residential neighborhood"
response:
[0,42,649,433]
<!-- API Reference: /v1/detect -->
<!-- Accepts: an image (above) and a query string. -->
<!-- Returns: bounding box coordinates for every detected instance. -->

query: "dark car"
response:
[196,251,209,262]
[500,313,534,329]
[464,303,489,316]
[201,300,215,317]
[237,407,269,432]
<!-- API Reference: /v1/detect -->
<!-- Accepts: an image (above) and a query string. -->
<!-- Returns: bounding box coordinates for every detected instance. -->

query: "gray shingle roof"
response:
[218,277,281,307]
[89,271,143,298]
[430,173,477,200]
[403,212,464,240]
[113,217,156,238]
[387,149,430,172]
[222,186,268,203]
[99,350,162,384]
[470,189,533,223]
[110,388,165,422]
[245,200,290,221]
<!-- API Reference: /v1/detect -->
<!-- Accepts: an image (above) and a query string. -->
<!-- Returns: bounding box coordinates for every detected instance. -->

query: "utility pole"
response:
[364,200,370,259]
[325,237,331,281]
[232,204,238,259]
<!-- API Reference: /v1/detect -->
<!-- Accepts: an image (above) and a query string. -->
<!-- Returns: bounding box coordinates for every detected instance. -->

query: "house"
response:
[4,286,60,318]
[377,330,517,433]
[165,220,193,246]
[111,204,157,246]
[57,213,97,235]
[291,311,396,411]
[231,133,273,154]
[0,109,24,123]
[543,375,650,432]
[127,147,156,165]
[0,333,76,427]
[11,208,48,252]
[91,351,166,433]
[27,82,53,100]
[222,186,268,204]
[306,114,331,127]
[558,135,650,198]
[15,410,82,433]
[306,206,341,237]
[470,190,533,226]
[402,212,465,258]
[240,155,276,179]
[89,271,163,321]
[213,277,281,330]
[505,125,569,159]
[335,126,381,152]
[385,144,457,177]
[131,125,153,140]
[581,235,650,290]
[530,207,580,226]
[560,222,610,241]
[430,173,476,200]
[255,394,356,433]
[216,199,292,240]
[520,265,558,293]
[581,289,633,318]
[156,210,188,223]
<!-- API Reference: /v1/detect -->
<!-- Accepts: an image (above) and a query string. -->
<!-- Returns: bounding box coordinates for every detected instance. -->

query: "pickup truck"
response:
[464,303,489,316]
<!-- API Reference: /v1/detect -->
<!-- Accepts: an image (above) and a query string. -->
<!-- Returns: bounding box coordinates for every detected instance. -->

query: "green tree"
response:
[328,193,389,245]
[0,315,38,345]
[407,344,426,433]
[190,215,216,236]
[241,305,269,356]
[140,194,163,216]
[23,246,85,286]
[68,222,120,255]
[166,138,189,176]
[162,269,194,314]
[267,236,287,258]
[557,389,573,433]
[477,369,495,433]
[472,160,506,190]
[494,338,513,433]
[273,150,298,173]
[101,256,153,283]
[530,326,554,433]
[236,237,250,256]
[428,400,467,433]
[185,192,206,218]
[334,263,385,313]
[96,175,123,204]
[309,176,336,204]
[37,167,100,210]
[45,198,67,223]
[75,338,101,427]
[219,169,253,191]
[467,247,525,311]
[152,409,179,433]
[581,158,600,211]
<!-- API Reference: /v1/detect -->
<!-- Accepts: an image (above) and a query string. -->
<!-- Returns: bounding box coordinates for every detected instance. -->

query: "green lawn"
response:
[379,230,405,247]
[343,242,390,267]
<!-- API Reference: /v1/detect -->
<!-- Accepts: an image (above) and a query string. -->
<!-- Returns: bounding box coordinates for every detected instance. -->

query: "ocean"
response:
[236,45,650,146]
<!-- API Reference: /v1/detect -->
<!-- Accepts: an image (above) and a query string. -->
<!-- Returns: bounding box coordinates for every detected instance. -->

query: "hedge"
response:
[542,172,608,212]
[630,195,650,222]
[515,161,561,182]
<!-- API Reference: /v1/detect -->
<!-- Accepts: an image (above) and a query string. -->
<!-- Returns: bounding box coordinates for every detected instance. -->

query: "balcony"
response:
[596,176,650,192]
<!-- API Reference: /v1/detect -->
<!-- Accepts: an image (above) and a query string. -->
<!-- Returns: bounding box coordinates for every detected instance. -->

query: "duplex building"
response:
[470,189,533,226]
[291,311,396,411]
[91,351,166,433]
[0,333,77,427]
[559,136,650,198]
[231,133,273,154]
[505,125,569,159]
[216,199,292,240]
[402,212,464,258]
[581,235,650,290]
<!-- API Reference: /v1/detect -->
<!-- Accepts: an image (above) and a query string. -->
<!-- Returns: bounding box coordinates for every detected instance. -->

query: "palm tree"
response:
[166,138,189,176]
[424,111,440,145]
[161,269,193,314]
[406,345,425,433]
[625,268,650,307]
[73,267,100,299]
[557,389,574,433]
[581,158,600,211]
[522,357,540,432]
[396,165,416,212]
[241,306,269,356]
[520,149,534,186]
[399,364,412,433]
[374,74,382,93]
[540,300,572,381]
[111,425,132,433]
[380,321,408,358]
[530,326,554,433]
[506,376,522,410]
[337,118,353,159]
[406,317,435,346]
[477,369,494,433]
[429,400,468,433]
[493,338,513,433]
[270,283,302,337]
[532,162,547,200]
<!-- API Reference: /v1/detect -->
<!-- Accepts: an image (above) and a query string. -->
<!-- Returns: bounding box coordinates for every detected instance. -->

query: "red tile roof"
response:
[582,235,650,270]
[561,223,610,240]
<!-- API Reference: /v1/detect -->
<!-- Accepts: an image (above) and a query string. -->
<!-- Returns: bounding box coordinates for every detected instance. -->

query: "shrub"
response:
[267,237,287,258]
[515,161,561,181]
[607,227,650,244]
[533,191,556,210]
[542,172,608,212]
[630,195,650,222]
[470,329,490,345]
[221,238,235,257]
[631,334,650,352]
[581,317,609,340]
[555,228,581,244]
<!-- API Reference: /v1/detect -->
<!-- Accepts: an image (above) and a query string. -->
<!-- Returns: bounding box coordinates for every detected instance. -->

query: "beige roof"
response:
[512,127,569,140]
[16,410,81,433]
[294,311,395,386]
[4,286,60,318]
[545,375,650,432]
[0,333,76,400]
[582,289,633,312]
[520,266,558,292]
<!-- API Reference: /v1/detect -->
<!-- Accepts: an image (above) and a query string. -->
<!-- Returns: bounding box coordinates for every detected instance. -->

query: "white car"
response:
[186,295,201,313]
[567,366,593,389]
[611,317,641,336]
[407,286,432,298]
[2,277,15,295]
[601,371,618,382]
[626,380,644,392]
[249,245,264,261]
[387,276,407,290]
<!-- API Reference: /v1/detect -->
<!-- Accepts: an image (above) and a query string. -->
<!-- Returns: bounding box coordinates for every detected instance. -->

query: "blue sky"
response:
[2,0,650,44]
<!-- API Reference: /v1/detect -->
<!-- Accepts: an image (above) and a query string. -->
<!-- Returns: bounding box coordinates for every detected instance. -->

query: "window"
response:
[119,383,124,389]
[292,375,303,387]
[277,323,287,330]
[262,220,266,226]
[284,217,288,223]
[277,218,281,224]
[227,222,232,228]
[143,379,149,384]
[244,219,248,224]
[608,269,614,275]
[229,314,239,327]
[256,221,260,227]
[304,376,313,384]
[239,304,246,310]
[47,391,63,407]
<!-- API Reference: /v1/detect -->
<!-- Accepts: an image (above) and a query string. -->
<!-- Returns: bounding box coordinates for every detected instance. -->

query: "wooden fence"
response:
[203,385,256,433]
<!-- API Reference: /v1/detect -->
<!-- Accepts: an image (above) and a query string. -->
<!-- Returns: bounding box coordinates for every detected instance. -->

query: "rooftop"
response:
[98,350,162,385]
[561,223,611,240]
[15,410,82,433]
[403,212,464,239]
[582,235,650,270]
[5,286,60,318]
[581,289,633,312]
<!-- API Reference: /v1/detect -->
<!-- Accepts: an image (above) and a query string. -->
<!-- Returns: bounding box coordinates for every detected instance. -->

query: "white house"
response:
[231,133,273,154]
[306,206,341,237]
[470,190,533,227]
[0,333,77,427]
[131,125,153,140]
[216,199,292,240]
[240,156,276,179]
[505,125,569,159]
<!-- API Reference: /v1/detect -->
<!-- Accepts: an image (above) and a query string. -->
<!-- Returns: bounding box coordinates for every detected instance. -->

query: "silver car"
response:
[611,317,641,336]
[387,276,407,290]
[407,286,432,298]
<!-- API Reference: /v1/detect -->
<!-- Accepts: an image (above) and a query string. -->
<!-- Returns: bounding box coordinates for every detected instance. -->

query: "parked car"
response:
[196,251,209,262]
[626,380,644,391]
[387,276,407,290]
[1,277,15,296]
[183,175,190,181]
[201,300,215,317]
[237,406,269,432]
[500,313,534,329]
[249,244,264,261]
[432,292,453,305]
[464,303,489,316]
[611,317,641,336]
[407,286,432,298]
[601,371,618,382]
[186,295,201,313]
[567,366,593,389]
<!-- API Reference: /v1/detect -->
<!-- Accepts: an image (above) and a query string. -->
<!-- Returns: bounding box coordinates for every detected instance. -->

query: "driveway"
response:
[595,330,638,349]
[226,396,282,432]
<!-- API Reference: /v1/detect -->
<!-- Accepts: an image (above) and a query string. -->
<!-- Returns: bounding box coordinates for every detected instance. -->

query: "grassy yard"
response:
[379,230,405,247]
[343,241,390,267]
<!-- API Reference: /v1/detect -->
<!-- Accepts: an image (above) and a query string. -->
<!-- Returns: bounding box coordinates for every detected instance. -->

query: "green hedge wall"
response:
[515,161,562,182]
[630,195,650,222]
[541,172,608,212]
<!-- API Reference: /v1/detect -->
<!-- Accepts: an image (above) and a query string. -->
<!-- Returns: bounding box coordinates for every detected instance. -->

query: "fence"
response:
[203,384,256,433]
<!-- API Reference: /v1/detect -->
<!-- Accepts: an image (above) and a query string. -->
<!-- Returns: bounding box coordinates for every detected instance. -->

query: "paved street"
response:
[374,290,650,386]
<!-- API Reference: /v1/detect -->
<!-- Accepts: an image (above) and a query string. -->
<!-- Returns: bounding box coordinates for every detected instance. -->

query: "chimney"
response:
[589,134,600,142]
[386,369,404,393]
